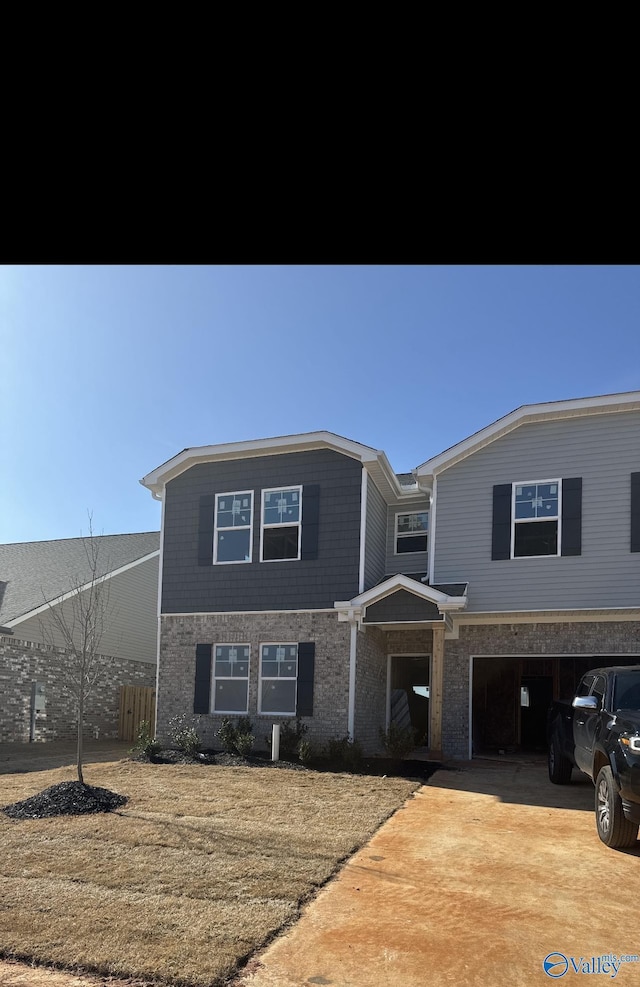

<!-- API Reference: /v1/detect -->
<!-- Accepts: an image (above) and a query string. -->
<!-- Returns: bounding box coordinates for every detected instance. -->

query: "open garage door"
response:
[472,655,640,755]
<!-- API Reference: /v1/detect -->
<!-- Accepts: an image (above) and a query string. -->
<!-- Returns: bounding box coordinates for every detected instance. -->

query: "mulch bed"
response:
[2,781,128,820]
[2,751,441,822]
[139,748,442,782]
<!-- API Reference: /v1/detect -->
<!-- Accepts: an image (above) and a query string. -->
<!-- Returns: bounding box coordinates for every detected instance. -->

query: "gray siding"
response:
[364,473,387,590]
[13,556,159,664]
[364,590,442,623]
[385,499,430,575]
[162,449,362,613]
[434,411,640,611]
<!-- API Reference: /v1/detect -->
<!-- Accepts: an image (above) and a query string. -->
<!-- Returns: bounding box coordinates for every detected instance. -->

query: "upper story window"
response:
[214,491,253,563]
[492,476,581,561]
[512,480,560,558]
[395,511,429,554]
[261,486,302,561]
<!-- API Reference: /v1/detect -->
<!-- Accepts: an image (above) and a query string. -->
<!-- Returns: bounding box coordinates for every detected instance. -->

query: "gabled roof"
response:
[0,532,160,625]
[335,573,468,617]
[415,389,640,479]
[140,431,423,503]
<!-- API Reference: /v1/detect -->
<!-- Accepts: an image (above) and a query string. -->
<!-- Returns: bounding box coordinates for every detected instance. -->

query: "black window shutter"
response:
[561,477,582,556]
[631,473,640,552]
[301,485,320,561]
[198,495,216,565]
[491,484,512,560]
[194,644,212,714]
[296,642,315,716]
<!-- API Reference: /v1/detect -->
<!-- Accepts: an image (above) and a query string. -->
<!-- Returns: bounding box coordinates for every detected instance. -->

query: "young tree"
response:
[41,516,112,784]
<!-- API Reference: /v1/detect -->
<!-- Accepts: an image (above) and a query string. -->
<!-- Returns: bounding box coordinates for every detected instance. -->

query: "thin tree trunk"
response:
[77,687,84,785]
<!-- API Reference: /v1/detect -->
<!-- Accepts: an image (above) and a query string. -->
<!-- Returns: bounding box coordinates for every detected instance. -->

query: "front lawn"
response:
[0,759,419,986]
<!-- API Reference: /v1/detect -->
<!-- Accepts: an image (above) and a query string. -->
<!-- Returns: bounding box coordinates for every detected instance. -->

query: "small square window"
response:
[395,512,428,554]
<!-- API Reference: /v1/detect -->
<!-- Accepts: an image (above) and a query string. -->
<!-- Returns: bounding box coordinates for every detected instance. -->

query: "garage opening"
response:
[472,655,640,755]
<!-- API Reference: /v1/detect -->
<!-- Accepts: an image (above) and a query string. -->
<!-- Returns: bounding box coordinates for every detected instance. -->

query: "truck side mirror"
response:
[572,696,599,711]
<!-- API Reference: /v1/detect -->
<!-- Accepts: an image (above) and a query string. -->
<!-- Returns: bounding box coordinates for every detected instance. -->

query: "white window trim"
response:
[510,478,562,560]
[258,641,298,716]
[394,510,429,556]
[211,643,250,714]
[213,490,254,565]
[259,485,303,563]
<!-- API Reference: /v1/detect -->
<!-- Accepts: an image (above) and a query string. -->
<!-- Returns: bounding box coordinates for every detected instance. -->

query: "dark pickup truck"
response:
[547,665,640,848]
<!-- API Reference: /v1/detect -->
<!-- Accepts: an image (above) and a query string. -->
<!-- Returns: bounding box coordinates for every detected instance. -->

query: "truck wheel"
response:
[595,766,639,849]
[548,734,572,784]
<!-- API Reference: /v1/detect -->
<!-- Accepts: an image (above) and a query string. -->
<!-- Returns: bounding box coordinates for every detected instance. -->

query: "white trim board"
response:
[161,608,338,617]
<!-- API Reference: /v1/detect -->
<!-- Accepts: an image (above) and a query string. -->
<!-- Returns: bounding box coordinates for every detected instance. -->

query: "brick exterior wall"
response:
[0,634,155,743]
[442,620,640,760]
[354,625,387,753]
[158,614,640,761]
[158,612,352,754]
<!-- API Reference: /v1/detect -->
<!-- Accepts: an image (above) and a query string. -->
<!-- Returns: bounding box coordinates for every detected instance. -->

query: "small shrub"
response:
[279,718,308,756]
[325,735,363,771]
[234,732,255,757]
[168,714,201,757]
[379,722,418,760]
[217,716,255,756]
[297,738,313,764]
[130,720,161,759]
[217,717,238,754]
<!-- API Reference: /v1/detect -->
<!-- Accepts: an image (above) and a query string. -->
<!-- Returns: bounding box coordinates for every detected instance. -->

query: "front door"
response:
[390,655,430,746]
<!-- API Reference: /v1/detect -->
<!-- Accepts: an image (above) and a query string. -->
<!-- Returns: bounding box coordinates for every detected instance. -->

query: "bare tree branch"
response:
[39,513,112,784]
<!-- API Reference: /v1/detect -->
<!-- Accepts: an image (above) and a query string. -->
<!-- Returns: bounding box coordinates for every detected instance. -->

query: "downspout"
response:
[154,488,166,738]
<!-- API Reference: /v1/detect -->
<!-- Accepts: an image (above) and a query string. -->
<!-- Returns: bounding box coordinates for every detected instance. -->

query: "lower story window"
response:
[213,644,250,713]
[259,643,298,714]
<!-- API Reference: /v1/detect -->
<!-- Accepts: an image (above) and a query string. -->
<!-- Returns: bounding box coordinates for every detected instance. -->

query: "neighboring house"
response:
[0,532,160,742]
[141,391,640,761]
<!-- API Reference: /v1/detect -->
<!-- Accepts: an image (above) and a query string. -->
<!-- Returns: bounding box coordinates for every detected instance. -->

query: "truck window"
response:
[590,675,606,709]
[613,673,640,711]
[576,675,595,698]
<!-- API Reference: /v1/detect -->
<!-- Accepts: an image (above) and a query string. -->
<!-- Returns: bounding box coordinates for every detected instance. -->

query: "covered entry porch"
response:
[335,574,467,756]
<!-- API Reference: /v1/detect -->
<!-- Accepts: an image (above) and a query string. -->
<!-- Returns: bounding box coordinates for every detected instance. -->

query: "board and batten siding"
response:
[162,449,362,612]
[13,555,159,664]
[385,499,430,576]
[364,473,387,590]
[433,411,640,611]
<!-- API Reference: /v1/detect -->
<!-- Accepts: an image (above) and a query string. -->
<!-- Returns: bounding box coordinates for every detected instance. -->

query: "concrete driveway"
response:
[236,756,640,987]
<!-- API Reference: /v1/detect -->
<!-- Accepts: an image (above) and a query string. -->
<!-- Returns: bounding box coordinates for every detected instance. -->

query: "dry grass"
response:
[0,760,418,986]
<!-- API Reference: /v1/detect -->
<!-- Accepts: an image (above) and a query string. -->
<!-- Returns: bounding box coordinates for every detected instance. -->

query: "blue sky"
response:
[2,265,639,544]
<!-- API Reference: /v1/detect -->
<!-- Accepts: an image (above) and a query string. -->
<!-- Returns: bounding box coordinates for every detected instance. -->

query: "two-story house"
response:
[141,390,640,761]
